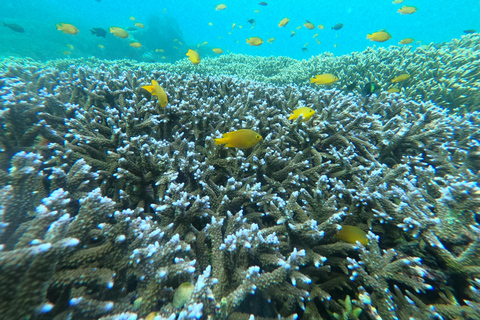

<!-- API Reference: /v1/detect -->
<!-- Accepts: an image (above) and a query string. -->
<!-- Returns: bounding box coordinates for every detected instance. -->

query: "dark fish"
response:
[464,29,476,34]
[2,22,25,33]
[362,82,378,96]
[331,23,344,31]
[346,82,357,91]
[127,27,137,31]
[302,47,308,52]
[258,2,268,5]
[91,27,107,37]
[247,19,256,26]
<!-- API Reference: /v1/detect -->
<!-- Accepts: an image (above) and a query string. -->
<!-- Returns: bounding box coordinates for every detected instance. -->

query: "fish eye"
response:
[256,135,261,139]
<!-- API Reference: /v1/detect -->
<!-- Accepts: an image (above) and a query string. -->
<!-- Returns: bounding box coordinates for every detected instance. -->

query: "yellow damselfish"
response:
[310,73,338,85]
[135,22,145,28]
[130,42,142,48]
[387,87,401,93]
[212,48,223,54]
[109,27,129,38]
[247,37,263,46]
[367,30,391,42]
[186,49,201,65]
[278,18,289,27]
[304,20,315,30]
[398,5,417,14]
[56,23,79,35]
[335,225,368,246]
[216,3,227,10]
[215,129,262,149]
[391,73,410,83]
[141,80,168,108]
[399,38,414,44]
[289,107,315,122]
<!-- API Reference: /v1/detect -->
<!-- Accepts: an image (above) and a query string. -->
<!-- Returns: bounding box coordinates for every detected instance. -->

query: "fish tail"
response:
[90,29,95,34]
[214,138,227,145]
[56,24,62,30]
[309,78,316,83]
[246,38,249,44]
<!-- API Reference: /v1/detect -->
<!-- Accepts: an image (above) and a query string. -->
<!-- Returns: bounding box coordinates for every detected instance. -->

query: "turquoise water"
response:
[1,0,478,61]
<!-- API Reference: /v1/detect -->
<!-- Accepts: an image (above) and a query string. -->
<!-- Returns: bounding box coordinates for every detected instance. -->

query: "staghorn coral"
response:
[0,46,480,320]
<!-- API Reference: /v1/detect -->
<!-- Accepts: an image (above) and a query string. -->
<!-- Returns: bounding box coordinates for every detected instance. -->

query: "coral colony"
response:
[1,35,480,320]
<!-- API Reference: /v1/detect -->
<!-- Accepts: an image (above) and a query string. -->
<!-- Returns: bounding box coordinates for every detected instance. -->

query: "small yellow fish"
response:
[141,80,168,108]
[208,22,213,26]
[278,18,290,27]
[254,9,260,13]
[296,26,302,30]
[178,41,183,45]
[135,22,145,28]
[313,33,319,38]
[399,38,414,44]
[56,23,79,35]
[213,48,223,54]
[310,73,338,85]
[214,129,262,149]
[130,16,136,21]
[186,49,201,65]
[398,5,417,14]
[238,25,243,29]
[387,87,401,93]
[288,107,315,122]
[162,56,166,59]
[98,44,104,49]
[267,37,275,43]
[367,30,391,42]
[202,41,208,45]
[318,24,325,30]
[62,50,72,55]
[392,0,404,3]
[173,38,179,42]
[155,49,164,52]
[290,31,296,36]
[334,43,338,48]
[66,44,74,50]
[130,42,142,48]
[316,38,321,44]
[246,36,263,46]
[232,23,236,30]
[109,26,129,38]
[216,3,227,10]
[304,42,309,47]
[173,282,194,309]
[304,20,315,30]
[335,225,369,246]
[391,73,410,83]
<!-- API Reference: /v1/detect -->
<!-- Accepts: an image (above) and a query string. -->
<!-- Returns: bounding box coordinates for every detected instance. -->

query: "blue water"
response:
[0,0,478,61]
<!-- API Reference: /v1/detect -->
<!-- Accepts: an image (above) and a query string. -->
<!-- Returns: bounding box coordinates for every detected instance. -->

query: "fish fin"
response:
[141,85,156,94]
[309,78,316,83]
[56,24,62,30]
[214,138,227,145]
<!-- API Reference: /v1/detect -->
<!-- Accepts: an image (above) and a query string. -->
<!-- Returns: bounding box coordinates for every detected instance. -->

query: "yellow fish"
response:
[288,107,315,122]
[392,0,404,3]
[318,24,325,30]
[216,3,227,10]
[109,27,129,38]
[267,37,275,43]
[56,23,79,35]
[367,30,391,42]
[141,80,168,108]
[208,22,213,26]
[399,38,414,44]
[254,9,260,13]
[214,129,262,149]
[98,44,104,49]
[186,49,201,65]
[130,42,142,48]
[316,38,321,44]
[62,50,72,55]
[246,36,263,46]
[162,56,166,59]
[66,44,74,50]
[232,23,236,30]
[130,16,136,21]
[335,225,368,246]
[310,73,338,85]
[313,33,319,38]
[304,20,315,30]
[296,26,302,30]
[391,73,410,83]
[212,48,223,54]
[155,49,164,52]
[201,41,208,45]
[278,18,290,27]
[398,5,417,14]
[173,282,194,309]
[135,22,145,28]
[387,87,401,93]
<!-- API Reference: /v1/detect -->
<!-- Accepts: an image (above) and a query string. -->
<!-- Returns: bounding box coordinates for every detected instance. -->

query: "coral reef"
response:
[0,39,480,320]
